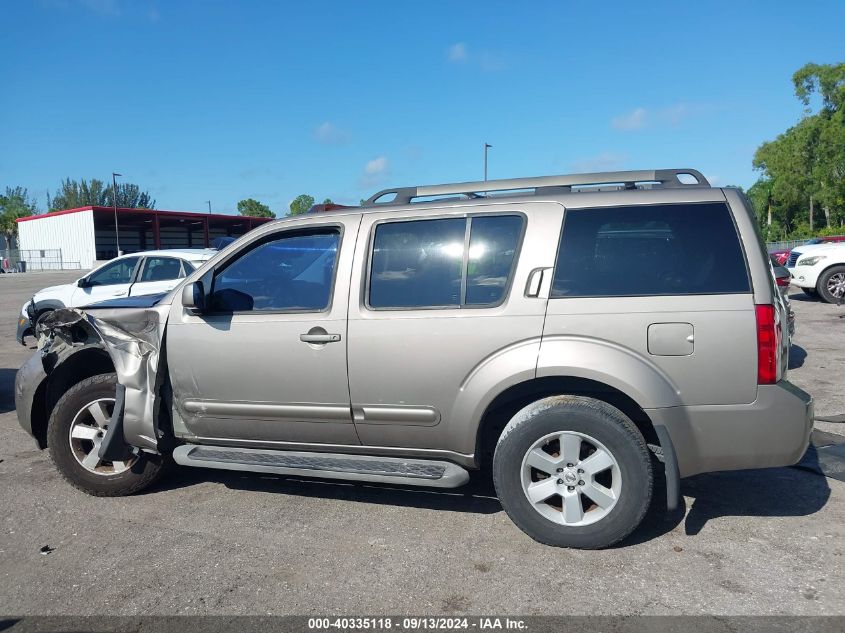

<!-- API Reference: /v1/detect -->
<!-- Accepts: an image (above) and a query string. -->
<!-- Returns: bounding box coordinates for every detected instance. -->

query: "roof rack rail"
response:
[363,169,710,207]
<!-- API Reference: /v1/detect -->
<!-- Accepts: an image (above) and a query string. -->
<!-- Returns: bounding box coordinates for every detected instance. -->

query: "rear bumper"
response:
[648,381,813,478]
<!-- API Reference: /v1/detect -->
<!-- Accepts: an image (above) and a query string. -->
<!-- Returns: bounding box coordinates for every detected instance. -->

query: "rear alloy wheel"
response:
[520,431,622,527]
[493,395,652,549]
[817,265,845,304]
[47,373,164,496]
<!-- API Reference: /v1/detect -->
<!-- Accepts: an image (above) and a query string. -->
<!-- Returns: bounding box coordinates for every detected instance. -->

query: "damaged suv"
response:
[15,169,813,549]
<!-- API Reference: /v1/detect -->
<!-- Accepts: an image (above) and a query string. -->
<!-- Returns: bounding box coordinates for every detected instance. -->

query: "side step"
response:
[172,445,470,488]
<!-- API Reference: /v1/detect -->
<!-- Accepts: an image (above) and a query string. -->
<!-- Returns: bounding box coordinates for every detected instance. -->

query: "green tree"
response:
[750,61,845,236]
[0,187,38,251]
[105,183,156,209]
[50,178,155,211]
[289,194,315,216]
[237,198,275,218]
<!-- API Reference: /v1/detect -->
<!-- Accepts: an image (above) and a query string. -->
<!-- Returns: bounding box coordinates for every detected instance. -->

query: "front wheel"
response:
[493,396,653,549]
[817,265,845,304]
[47,373,164,496]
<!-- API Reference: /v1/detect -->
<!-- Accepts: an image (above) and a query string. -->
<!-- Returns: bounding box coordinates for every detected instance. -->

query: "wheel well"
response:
[30,347,115,449]
[817,262,845,287]
[475,376,659,472]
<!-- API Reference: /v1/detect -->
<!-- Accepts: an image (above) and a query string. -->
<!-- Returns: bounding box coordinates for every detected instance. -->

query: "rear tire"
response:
[817,265,845,304]
[47,373,164,496]
[493,395,652,549]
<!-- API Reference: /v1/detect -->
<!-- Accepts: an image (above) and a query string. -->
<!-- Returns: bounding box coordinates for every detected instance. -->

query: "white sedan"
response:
[16,249,215,344]
[787,242,845,303]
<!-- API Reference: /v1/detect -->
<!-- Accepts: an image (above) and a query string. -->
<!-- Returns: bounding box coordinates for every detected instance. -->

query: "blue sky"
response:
[3,0,844,215]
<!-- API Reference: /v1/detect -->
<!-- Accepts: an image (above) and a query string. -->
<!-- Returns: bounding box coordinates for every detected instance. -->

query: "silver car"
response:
[14,169,813,549]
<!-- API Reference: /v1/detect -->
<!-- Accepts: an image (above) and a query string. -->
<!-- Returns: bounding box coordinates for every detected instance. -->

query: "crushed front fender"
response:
[84,304,171,451]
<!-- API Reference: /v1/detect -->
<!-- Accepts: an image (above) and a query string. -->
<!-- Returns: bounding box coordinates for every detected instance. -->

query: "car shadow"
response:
[789,344,807,369]
[681,446,831,536]
[0,368,19,414]
[788,290,818,302]
[148,449,831,546]
[149,465,504,515]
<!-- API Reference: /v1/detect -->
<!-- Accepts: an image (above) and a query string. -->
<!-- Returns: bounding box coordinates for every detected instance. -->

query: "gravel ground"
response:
[0,271,842,615]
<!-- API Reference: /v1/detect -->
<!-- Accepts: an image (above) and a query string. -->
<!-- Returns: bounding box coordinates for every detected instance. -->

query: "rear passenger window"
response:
[368,215,523,309]
[551,203,749,297]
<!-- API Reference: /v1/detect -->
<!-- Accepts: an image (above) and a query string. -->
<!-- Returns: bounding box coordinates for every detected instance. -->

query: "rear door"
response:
[541,197,758,406]
[346,202,564,454]
[130,256,189,296]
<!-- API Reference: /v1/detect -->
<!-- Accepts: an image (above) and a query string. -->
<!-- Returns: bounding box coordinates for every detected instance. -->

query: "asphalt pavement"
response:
[0,271,842,615]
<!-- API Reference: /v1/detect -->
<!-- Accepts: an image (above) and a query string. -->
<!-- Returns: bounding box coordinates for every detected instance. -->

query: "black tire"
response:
[493,395,653,549]
[802,288,818,298]
[47,373,164,496]
[817,265,845,304]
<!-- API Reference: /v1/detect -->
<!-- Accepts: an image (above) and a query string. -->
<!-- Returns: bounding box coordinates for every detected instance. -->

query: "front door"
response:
[72,256,140,305]
[166,215,361,446]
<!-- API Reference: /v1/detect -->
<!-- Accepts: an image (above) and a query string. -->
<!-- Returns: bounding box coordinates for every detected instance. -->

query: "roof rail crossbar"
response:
[362,169,709,206]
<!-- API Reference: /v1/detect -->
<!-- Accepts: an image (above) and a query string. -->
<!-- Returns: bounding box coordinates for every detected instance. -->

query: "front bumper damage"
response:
[14,305,170,453]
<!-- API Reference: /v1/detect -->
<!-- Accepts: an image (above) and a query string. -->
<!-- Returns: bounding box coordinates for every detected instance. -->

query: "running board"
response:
[172,445,470,488]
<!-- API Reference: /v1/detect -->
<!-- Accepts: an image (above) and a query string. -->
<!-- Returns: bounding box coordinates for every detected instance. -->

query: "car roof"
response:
[121,248,216,261]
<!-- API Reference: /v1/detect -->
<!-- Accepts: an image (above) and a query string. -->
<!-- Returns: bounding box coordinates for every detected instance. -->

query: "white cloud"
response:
[611,107,647,131]
[447,42,468,63]
[569,152,628,173]
[361,156,389,187]
[313,121,349,145]
[611,102,712,132]
[365,156,388,175]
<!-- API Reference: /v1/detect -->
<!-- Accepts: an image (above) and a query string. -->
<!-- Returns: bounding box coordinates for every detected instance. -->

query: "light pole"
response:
[112,172,122,256]
[206,200,211,214]
[483,143,492,181]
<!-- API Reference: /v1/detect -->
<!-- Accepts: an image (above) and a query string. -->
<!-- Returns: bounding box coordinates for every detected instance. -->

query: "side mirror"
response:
[181,281,206,312]
[77,277,88,288]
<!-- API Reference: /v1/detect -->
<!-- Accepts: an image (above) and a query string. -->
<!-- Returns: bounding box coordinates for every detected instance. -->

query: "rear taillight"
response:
[775,276,790,287]
[755,305,777,384]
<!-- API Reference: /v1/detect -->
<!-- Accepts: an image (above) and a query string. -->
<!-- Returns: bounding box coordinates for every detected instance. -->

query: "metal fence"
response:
[766,239,811,253]
[0,249,81,272]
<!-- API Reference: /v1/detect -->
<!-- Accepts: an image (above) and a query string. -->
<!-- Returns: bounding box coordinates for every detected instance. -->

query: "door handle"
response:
[300,333,341,343]
[525,267,553,298]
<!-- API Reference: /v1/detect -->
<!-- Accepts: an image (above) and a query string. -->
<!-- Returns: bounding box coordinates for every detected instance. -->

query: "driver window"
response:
[86,257,139,287]
[209,229,340,312]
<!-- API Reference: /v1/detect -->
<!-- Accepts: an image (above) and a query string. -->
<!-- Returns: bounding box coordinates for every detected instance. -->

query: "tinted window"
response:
[140,257,184,282]
[370,218,465,308]
[369,215,523,309]
[210,230,340,312]
[552,203,749,297]
[87,257,139,286]
[465,215,523,305]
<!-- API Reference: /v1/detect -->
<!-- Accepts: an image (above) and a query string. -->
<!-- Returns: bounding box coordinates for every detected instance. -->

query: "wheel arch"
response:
[474,375,660,472]
[815,262,845,300]
[473,374,682,511]
[30,347,115,449]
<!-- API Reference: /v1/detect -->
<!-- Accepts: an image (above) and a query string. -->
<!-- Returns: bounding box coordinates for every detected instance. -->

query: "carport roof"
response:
[16,206,275,224]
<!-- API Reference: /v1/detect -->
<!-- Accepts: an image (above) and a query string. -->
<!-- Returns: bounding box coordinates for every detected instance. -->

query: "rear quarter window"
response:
[552,202,750,297]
